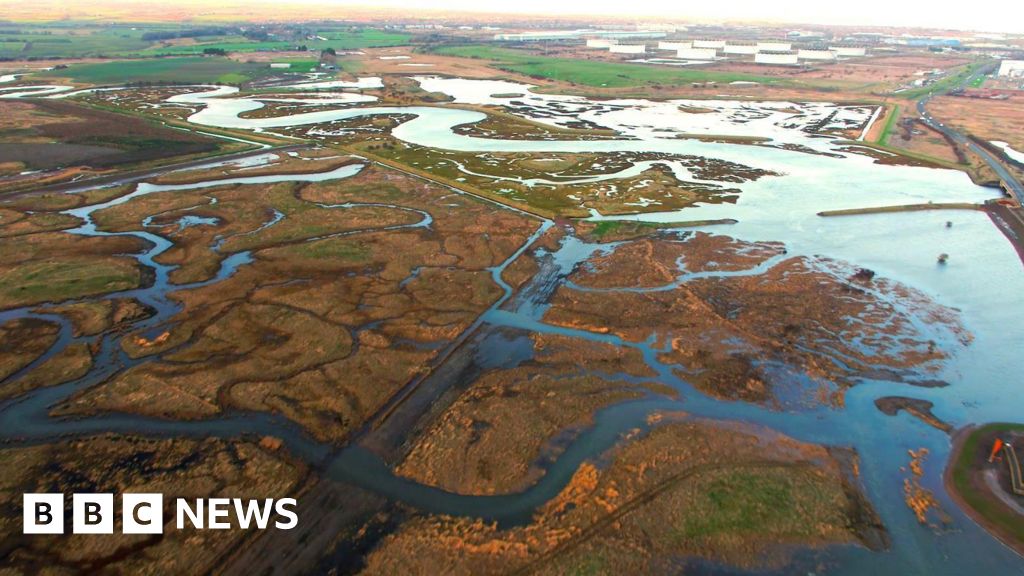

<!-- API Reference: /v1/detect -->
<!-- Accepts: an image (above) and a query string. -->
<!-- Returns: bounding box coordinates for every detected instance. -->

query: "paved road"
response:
[917,66,1024,268]
[914,66,1024,266]
[915,67,1024,202]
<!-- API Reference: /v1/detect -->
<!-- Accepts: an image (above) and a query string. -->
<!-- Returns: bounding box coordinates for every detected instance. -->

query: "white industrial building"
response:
[829,46,867,57]
[998,60,1024,77]
[610,44,646,54]
[677,47,718,60]
[755,51,799,65]
[657,41,691,51]
[723,43,758,55]
[757,41,792,52]
[798,49,836,61]
[586,38,617,48]
[693,39,726,49]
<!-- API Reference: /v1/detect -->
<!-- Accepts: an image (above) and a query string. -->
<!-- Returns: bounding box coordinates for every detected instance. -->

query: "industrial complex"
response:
[1000,60,1024,77]
[575,33,871,65]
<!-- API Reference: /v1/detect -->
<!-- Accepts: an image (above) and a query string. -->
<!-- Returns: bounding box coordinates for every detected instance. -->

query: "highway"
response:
[915,66,1024,202]
[913,66,1024,265]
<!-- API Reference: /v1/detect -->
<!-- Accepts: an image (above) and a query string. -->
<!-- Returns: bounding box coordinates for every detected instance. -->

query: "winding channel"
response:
[1,81,1023,574]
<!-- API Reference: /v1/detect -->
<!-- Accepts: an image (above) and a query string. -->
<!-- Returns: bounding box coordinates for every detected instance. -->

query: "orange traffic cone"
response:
[989,438,1005,463]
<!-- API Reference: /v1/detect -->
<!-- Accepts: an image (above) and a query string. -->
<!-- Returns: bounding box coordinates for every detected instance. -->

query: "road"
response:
[914,66,1024,267]
[915,67,1024,203]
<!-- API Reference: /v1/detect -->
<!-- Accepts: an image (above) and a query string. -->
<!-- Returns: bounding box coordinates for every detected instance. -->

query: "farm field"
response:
[39,56,280,84]
[0,25,153,59]
[0,24,410,60]
[709,54,976,92]
[136,29,411,56]
[432,45,783,88]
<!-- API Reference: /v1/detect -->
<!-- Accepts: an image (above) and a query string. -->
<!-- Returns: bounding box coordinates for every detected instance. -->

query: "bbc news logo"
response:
[24,494,297,534]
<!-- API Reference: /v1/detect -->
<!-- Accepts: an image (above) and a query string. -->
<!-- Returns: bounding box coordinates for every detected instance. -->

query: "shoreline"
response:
[944,424,1024,559]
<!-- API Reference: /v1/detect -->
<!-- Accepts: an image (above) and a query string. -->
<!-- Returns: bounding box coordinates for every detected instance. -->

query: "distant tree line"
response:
[141,27,236,42]
[2,37,72,43]
[241,29,271,42]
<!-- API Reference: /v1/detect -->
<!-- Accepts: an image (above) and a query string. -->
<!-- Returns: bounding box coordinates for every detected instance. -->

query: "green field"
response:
[0,26,153,59]
[433,45,781,88]
[269,60,320,73]
[135,30,410,56]
[39,56,275,84]
[316,29,411,49]
[0,25,409,60]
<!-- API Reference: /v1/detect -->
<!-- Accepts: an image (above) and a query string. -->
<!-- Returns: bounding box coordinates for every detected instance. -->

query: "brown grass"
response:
[929,94,1024,151]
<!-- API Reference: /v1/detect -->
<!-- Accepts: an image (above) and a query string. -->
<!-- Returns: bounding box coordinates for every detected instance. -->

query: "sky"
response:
[337,0,1024,34]
[3,0,1021,34]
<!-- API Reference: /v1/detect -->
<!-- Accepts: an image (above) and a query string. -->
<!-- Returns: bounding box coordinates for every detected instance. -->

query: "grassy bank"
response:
[877,103,901,145]
[948,423,1024,551]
